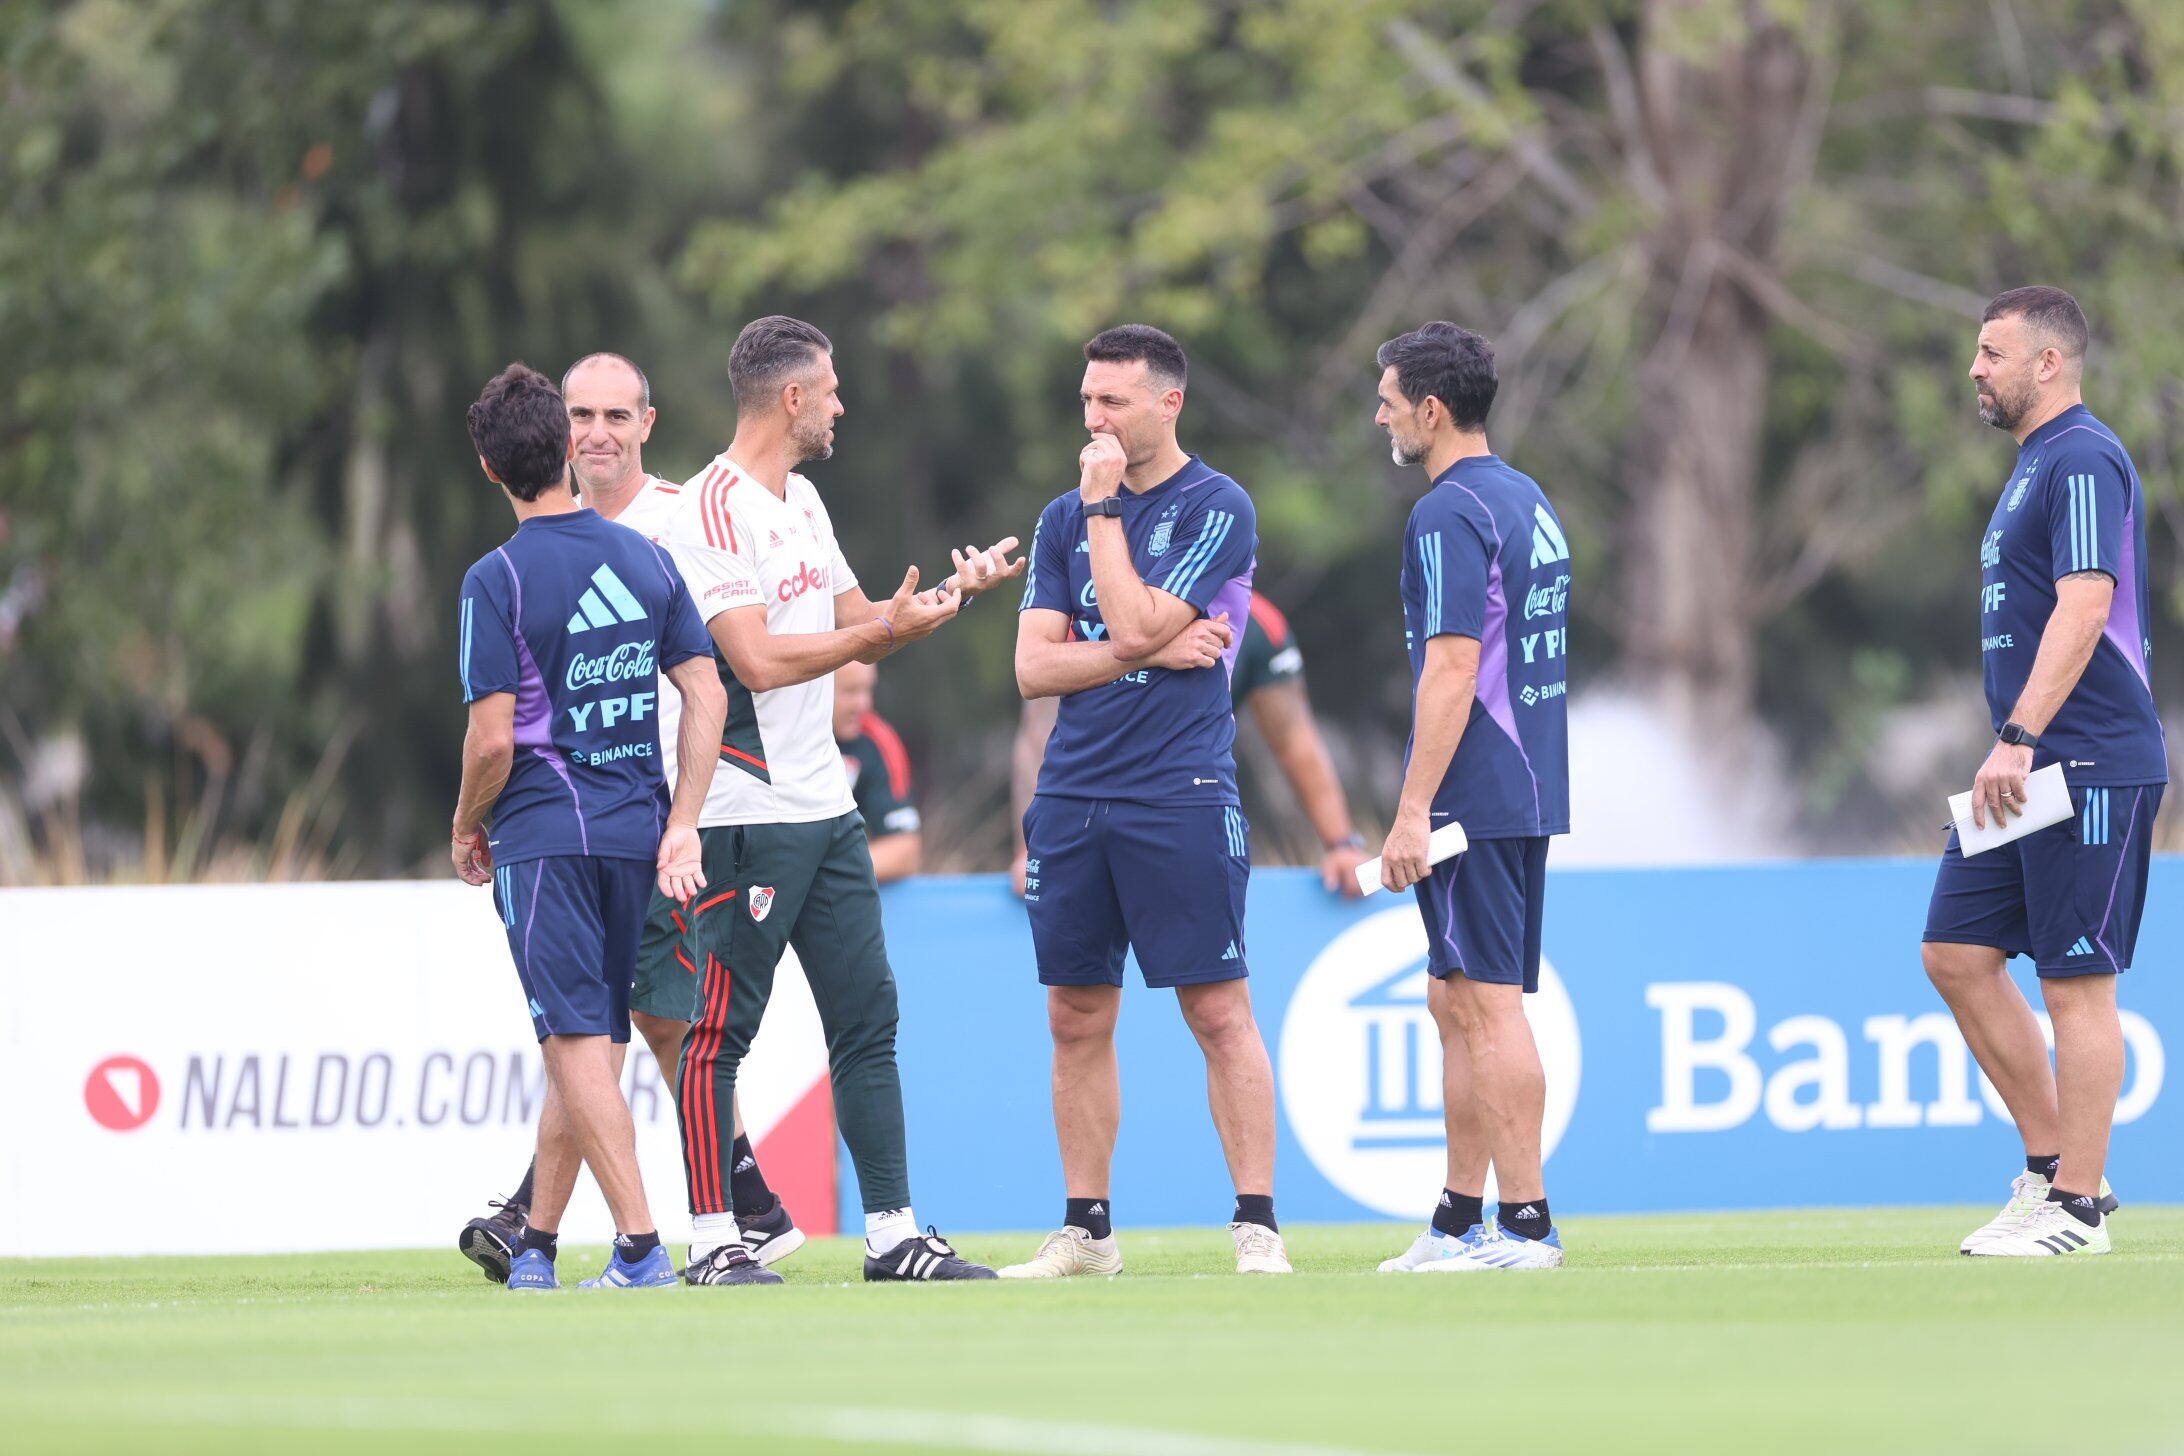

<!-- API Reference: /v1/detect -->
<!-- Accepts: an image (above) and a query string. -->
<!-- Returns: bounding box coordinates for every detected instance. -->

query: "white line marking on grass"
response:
[762,1407,1437,1456]
[50,1395,1435,1455]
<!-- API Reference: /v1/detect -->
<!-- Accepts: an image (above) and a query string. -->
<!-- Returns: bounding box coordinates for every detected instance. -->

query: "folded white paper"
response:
[1949,762,2072,856]
[1356,821,1471,895]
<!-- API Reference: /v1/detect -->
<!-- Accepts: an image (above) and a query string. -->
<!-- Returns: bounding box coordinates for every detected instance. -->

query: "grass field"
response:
[5,1208,2182,1454]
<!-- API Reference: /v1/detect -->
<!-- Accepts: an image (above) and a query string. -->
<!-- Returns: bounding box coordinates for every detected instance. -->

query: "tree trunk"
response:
[1621,1,1819,727]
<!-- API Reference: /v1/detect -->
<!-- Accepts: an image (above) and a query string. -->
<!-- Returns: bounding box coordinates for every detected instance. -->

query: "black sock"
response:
[510,1157,536,1211]
[517,1226,557,1259]
[1232,1194,1276,1232]
[2048,1187,2101,1227]
[730,1133,778,1218]
[1432,1189,1485,1238]
[615,1230,662,1263]
[1065,1197,1112,1240]
[1498,1197,1552,1241]
[2026,1153,2060,1181]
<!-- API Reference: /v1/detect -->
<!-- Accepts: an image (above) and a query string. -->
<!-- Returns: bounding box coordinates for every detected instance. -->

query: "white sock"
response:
[864,1207,917,1255]
[690,1211,740,1263]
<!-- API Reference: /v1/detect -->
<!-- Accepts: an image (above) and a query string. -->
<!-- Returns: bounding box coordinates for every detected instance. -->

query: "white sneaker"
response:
[1960,1173,2115,1253]
[1964,1198,2109,1257]
[1230,1221,1292,1274]
[997,1226,1122,1279]
[1419,1223,1564,1271]
[1378,1225,1484,1272]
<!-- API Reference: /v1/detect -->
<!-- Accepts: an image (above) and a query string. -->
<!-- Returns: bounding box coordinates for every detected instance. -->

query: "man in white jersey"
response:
[455,351,808,1280]
[662,316,1020,1284]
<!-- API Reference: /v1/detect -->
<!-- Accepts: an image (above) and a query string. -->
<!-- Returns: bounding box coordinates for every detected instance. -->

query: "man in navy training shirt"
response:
[1927,286,2165,1259]
[449,362,726,1291]
[1370,322,1572,1274]
[1005,325,1290,1278]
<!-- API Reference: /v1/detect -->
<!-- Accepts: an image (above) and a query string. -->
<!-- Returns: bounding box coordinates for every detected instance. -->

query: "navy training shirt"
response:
[1021,455,1257,804]
[1979,404,2166,786]
[1401,455,1572,839]
[457,507,716,864]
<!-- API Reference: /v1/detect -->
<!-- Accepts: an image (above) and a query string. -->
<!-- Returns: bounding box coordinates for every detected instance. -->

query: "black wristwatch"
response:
[1998,721,2039,750]
[1085,496,1125,519]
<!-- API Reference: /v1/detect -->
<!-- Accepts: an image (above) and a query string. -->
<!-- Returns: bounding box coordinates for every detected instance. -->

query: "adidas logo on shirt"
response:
[2067,936,2095,958]
[1221,941,1240,961]
[1529,504,1570,569]
[565,564,648,634]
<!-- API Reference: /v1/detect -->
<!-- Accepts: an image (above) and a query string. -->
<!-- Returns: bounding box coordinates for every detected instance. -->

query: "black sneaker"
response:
[682,1241,784,1286]
[863,1227,996,1281]
[738,1199,807,1268]
[458,1199,527,1284]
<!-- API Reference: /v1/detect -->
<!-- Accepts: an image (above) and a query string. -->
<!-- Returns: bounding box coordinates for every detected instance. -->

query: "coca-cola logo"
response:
[565,638,657,693]
[1523,573,1569,621]
[85,1055,161,1131]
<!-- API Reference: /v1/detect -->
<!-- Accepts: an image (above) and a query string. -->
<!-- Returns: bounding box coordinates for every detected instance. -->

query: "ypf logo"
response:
[1278,907,1581,1216]
[85,1055,161,1132]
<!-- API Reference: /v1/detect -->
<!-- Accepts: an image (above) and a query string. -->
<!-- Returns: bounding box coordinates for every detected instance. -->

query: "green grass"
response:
[5,1209,2182,1454]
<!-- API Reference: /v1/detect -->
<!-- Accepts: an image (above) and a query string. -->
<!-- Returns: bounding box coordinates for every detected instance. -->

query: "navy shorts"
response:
[491,855,654,1040]
[1414,835,1550,991]
[1023,796,1249,989]
[1924,783,2162,978]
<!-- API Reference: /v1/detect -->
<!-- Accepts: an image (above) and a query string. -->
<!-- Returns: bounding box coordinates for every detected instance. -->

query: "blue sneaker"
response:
[506,1248,559,1291]
[1420,1223,1564,1271]
[579,1243,680,1289]
[1377,1223,1486,1272]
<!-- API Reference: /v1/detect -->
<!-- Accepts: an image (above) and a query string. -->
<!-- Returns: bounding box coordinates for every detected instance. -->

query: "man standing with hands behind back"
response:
[1927,286,2163,1258]
[1370,322,1573,1274]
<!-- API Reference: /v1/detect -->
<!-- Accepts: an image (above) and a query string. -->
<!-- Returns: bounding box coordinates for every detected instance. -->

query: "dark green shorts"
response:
[630,826,743,1024]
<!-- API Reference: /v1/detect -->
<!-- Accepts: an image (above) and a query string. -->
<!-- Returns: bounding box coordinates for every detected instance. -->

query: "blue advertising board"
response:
[855,860,2177,1231]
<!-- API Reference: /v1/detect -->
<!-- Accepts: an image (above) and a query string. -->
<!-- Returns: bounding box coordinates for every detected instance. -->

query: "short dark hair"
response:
[729,315,832,409]
[466,363,569,501]
[561,352,651,410]
[1084,324,1187,392]
[1376,322,1497,431]
[1983,286,2088,361]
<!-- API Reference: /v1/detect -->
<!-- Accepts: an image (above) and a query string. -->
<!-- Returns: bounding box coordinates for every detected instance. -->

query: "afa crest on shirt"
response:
[749,886,776,922]
[1148,508,1180,557]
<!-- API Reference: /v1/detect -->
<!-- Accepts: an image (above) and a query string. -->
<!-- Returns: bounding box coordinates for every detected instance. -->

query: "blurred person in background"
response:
[1927,286,2163,1259]
[456,352,806,1281]
[449,362,724,1291]
[832,660,922,882]
[1010,590,1367,899]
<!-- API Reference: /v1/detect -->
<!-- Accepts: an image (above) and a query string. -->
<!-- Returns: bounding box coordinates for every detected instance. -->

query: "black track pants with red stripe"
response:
[676,812,910,1217]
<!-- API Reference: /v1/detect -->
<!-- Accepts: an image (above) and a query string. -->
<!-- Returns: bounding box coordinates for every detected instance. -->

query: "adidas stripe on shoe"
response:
[681,1242,784,1286]
[1965,1200,2110,1257]
[864,1227,996,1281]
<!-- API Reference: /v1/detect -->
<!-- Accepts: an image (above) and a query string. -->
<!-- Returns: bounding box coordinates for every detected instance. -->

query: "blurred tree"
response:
[681,0,2184,819]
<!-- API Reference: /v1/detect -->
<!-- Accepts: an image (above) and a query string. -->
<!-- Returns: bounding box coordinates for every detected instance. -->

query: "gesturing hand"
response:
[1078,433,1126,502]
[1142,612,1233,672]
[884,564,961,646]
[947,537,1027,598]
[656,823,706,903]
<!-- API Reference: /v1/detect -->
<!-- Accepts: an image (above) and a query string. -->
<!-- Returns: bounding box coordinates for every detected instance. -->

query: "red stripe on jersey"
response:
[1246,591,1291,649]
[858,711,914,799]
[720,743,769,772]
